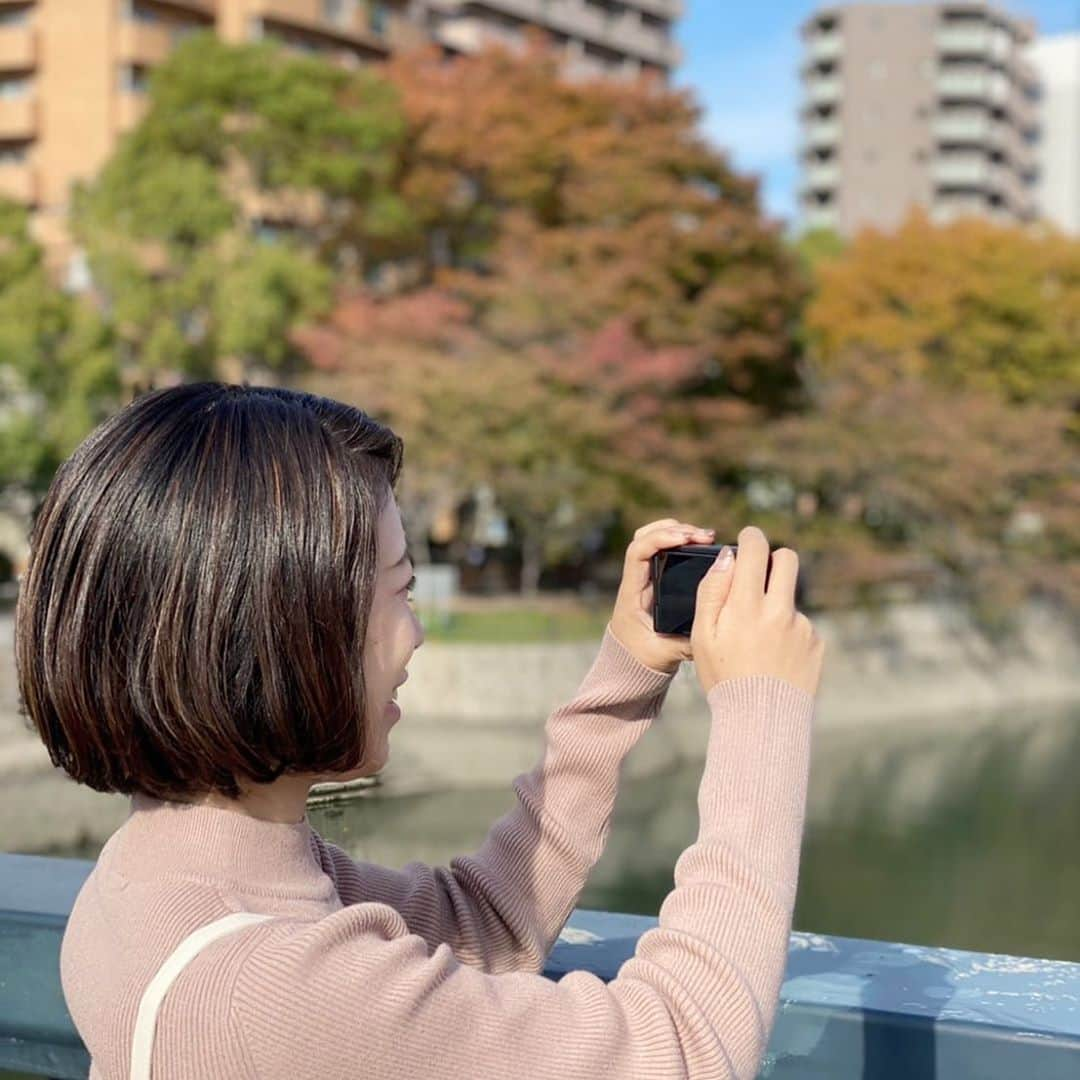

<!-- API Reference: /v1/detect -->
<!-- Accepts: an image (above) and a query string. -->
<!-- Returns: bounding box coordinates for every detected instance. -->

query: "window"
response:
[323,0,349,26]
[370,1,389,36]
[0,75,31,99]
[584,0,622,19]
[118,64,149,93]
[130,2,162,24]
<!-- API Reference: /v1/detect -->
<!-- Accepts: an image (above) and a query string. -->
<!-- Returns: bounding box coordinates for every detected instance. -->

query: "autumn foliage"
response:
[297,37,808,593]
[758,213,1079,629]
[290,43,1079,631]
[15,31,1073,633]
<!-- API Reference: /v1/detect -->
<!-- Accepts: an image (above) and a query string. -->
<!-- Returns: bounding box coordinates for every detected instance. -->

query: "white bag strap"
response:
[130,912,276,1080]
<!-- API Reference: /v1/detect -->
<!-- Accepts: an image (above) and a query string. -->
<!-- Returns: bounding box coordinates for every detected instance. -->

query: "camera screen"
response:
[654,551,711,635]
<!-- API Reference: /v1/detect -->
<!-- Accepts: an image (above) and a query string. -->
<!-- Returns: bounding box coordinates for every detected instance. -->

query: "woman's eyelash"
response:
[403,574,417,595]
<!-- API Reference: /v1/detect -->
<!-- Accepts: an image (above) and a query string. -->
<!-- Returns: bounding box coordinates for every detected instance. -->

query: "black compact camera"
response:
[651,543,802,636]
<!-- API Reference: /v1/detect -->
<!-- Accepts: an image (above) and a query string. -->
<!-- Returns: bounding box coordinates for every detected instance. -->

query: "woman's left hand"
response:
[608,518,716,676]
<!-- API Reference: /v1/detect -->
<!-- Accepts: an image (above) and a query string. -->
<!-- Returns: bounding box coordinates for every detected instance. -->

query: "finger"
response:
[634,518,714,542]
[695,545,736,633]
[630,524,715,561]
[764,547,799,613]
[634,518,680,538]
[729,525,770,607]
[625,525,714,593]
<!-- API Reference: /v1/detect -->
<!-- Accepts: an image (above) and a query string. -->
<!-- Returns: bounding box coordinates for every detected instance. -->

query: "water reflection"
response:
[309,701,1080,963]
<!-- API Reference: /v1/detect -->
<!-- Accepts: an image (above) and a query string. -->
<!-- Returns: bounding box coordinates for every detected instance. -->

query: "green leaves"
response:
[0,197,120,493]
[70,32,407,382]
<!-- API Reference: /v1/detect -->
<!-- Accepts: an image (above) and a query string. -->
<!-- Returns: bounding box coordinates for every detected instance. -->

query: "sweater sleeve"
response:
[312,622,676,974]
[232,675,815,1080]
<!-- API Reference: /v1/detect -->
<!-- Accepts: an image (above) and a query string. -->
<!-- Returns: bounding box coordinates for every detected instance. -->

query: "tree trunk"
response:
[519,532,543,598]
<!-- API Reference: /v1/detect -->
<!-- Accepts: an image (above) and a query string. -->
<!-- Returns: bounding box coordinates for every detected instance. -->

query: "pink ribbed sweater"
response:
[60,623,815,1080]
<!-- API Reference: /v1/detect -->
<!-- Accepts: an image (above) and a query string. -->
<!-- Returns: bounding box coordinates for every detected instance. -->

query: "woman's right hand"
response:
[691,524,826,699]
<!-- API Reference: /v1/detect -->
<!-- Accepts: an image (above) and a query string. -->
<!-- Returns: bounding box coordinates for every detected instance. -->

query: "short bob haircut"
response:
[15,382,403,800]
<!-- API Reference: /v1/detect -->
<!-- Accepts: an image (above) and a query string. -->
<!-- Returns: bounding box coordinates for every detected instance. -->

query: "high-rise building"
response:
[411,0,681,82]
[1026,32,1080,236]
[798,2,1041,236]
[0,0,679,276]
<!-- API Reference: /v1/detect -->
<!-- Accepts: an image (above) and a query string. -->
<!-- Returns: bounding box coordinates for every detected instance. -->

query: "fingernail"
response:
[711,546,734,571]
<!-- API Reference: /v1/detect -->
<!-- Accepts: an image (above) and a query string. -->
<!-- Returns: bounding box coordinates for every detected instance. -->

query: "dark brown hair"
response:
[15,382,403,800]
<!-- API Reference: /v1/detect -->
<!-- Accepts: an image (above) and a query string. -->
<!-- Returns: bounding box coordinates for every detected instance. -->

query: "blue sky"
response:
[674,0,1079,228]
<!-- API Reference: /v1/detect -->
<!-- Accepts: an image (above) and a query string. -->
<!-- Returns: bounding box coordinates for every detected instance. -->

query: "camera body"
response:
[652,543,794,637]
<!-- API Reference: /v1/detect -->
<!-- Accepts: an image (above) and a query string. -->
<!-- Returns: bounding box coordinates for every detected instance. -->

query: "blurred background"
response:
[0,0,1078,969]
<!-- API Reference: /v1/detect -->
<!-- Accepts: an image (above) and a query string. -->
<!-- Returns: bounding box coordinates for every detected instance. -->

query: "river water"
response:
[4,702,1077,1080]
[305,699,1080,964]
[23,700,1080,963]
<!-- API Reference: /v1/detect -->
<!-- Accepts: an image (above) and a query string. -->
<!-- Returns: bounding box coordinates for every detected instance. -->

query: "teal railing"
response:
[3,852,1080,1078]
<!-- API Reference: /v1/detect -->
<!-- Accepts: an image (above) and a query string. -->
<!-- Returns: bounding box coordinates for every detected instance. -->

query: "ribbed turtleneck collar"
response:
[118,792,331,897]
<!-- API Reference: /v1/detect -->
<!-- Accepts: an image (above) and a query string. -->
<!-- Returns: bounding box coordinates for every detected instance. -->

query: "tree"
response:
[71,32,409,382]
[296,38,809,592]
[0,198,120,501]
[383,37,808,415]
[805,211,1079,412]
[750,212,1080,634]
[295,289,628,595]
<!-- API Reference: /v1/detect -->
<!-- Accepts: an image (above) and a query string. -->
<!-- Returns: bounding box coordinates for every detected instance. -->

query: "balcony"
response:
[116,21,175,66]
[6,852,1080,1078]
[0,159,34,203]
[607,12,680,68]
[933,153,990,186]
[630,0,682,18]
[938,67,1010,102]
[0,25,35,71]
[937,24,1014,60]
[0,95,36,139]
[803,160,839,189]
[805,30,843,63]
[934,110,992,141]
[804,75,841,106]
[802,204,839,231]
[802,117,841,148]
[934,111,1038,174]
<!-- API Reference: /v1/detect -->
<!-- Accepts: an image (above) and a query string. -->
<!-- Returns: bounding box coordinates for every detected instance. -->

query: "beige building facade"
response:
[6,0,678,275]
[799,1,1041,236]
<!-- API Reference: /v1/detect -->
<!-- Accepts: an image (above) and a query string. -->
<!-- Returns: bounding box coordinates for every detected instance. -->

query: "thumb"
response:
[696,546,735,623]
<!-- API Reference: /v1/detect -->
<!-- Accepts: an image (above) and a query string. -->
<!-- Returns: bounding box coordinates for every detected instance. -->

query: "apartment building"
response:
[1026,32,1080,236]
[798,2,1041,236]
[5,0,678,275]
[412,0,681,82]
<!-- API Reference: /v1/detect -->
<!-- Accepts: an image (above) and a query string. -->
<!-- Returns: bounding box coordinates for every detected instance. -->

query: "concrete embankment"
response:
[1,598,1077,853]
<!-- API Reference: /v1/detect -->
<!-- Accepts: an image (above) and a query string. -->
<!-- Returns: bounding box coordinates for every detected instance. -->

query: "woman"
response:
[17,381,825,1079]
